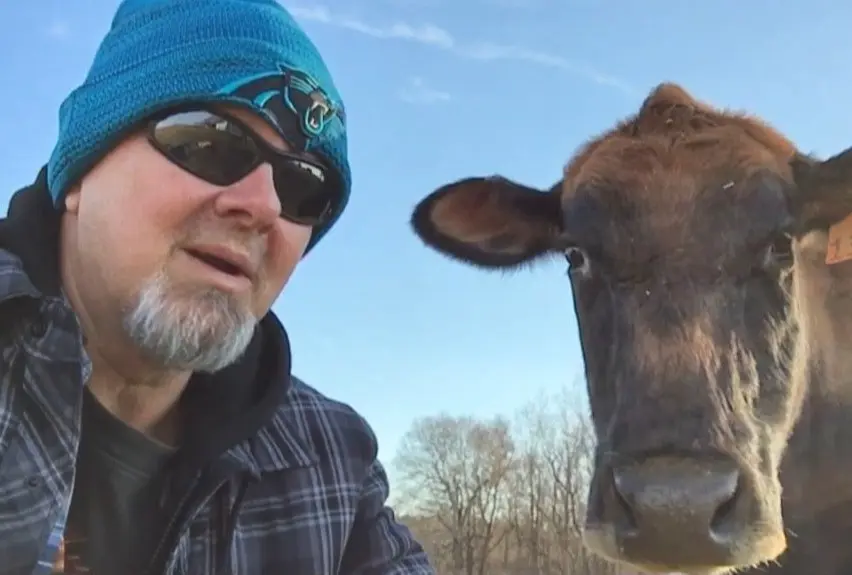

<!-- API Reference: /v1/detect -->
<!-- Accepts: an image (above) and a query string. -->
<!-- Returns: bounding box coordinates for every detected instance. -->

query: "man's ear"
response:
[64,185,82,214]
[792,146,852,230]
[410,175,563,269]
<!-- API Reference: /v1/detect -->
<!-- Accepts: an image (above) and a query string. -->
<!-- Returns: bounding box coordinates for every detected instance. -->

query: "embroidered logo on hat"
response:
[216,64,345,152]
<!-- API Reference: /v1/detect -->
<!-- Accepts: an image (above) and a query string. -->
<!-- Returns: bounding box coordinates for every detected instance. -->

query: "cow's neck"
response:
[781,241,852,516]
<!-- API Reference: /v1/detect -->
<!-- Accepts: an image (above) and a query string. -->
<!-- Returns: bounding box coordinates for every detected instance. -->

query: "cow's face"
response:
[409,83,852,574]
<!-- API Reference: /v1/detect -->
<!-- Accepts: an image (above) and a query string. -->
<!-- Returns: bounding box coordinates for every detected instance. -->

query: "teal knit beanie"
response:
[46,0,350,255]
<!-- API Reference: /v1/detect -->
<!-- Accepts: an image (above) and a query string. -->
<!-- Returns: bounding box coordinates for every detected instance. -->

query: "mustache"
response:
[175,230,267,278]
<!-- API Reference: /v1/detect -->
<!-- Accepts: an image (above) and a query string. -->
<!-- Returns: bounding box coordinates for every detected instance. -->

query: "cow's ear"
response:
[410,176,564,269]
[792,147,852,230]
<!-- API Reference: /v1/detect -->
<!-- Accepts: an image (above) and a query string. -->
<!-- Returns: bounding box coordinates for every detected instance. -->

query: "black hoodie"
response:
[0,167,295,573]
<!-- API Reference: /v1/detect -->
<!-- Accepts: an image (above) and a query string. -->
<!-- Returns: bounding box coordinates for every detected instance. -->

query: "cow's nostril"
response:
[709,474,742,541]
[611,471,638,532]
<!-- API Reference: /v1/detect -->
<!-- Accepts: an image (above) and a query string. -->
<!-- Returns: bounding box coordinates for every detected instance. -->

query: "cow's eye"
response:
[761,233,794,270]
[564,247,590,276]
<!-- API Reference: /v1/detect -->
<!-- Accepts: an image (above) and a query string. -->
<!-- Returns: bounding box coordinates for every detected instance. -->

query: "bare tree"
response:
[394,414,516,575]
[393,386,622,575]
[507,388,611,575]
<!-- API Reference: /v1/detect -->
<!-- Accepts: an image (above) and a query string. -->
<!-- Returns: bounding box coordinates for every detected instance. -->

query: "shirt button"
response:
[28,318,47,338]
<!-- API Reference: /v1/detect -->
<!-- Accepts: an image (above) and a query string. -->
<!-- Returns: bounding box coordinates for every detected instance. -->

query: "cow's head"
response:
[409,83,852,574]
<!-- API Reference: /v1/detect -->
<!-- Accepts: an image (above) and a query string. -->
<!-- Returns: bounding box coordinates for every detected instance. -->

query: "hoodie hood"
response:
[0,166,293,474]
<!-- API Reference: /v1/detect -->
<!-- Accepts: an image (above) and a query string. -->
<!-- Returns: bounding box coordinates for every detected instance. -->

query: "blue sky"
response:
[2,0,852,479]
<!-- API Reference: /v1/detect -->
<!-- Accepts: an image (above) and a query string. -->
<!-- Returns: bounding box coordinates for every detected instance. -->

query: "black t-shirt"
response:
[62,389,175,574]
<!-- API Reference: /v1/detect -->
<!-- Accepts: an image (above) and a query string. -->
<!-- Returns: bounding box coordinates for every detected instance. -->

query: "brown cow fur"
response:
[409,82,852,575]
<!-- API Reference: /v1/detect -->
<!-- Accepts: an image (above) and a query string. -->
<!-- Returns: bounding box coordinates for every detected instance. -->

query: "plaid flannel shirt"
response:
[0,246,434,575]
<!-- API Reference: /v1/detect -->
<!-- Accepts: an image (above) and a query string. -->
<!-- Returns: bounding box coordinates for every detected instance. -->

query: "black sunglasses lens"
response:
[274,158,336,224]
[151,110,338,225]
[150,111,260,186]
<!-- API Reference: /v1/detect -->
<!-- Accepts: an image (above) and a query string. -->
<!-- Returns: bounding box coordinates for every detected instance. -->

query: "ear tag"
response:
[825,212,852,264]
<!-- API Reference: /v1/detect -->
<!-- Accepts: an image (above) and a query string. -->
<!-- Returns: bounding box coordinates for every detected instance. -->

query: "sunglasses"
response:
[146,108,340,226]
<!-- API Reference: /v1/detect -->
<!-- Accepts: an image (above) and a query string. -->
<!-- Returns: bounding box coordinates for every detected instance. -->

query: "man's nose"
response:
[213,164,281,230]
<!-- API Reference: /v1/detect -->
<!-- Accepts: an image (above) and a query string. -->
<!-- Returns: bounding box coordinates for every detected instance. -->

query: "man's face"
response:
[61,105,313,373]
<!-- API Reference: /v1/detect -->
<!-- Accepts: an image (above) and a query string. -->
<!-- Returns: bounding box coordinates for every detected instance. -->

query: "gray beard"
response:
[122,270,257,373]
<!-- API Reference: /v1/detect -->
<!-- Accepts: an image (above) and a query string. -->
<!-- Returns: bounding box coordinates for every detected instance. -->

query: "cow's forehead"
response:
[566,129,789,195]
[566,121,795,209]
[562,86,797,198]
[559,134,793,270]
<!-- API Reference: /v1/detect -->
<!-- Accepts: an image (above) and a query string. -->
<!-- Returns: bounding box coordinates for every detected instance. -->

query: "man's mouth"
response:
[184,248,250,278]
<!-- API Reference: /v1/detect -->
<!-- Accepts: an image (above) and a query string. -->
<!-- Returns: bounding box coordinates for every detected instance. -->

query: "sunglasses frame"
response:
[144,104,341,227]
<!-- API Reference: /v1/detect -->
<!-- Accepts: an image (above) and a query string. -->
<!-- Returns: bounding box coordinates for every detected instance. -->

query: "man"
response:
[0,0,433,573]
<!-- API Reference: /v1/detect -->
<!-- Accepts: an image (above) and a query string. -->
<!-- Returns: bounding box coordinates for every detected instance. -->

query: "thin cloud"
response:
[460,42,635,94]
[283,3,637,95]
[45,20,70,39]
[381,0,542,8]
[480,0,534,6]
[398,76,451,104]
[287,6,453,48]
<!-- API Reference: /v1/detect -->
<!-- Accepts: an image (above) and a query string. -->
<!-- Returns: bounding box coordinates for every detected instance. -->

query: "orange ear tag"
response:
[825,213,852,264]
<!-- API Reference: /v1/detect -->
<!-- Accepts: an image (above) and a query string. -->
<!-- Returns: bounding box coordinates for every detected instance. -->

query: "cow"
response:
[408,83,852,574]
